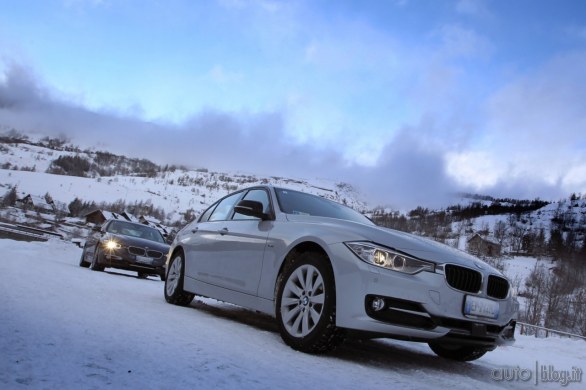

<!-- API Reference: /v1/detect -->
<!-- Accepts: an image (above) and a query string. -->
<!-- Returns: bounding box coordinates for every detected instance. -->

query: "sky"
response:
[0,0,585,209]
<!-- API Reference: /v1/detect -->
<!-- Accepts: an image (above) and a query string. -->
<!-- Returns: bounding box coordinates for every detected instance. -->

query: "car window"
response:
[275,188,373,225]
[232,189,271,220]
[208,192,243,222]
[199,203,217,223]
[106,220,166,243]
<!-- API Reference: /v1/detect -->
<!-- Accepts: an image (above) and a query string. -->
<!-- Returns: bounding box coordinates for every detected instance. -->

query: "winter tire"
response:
[164,252,194,306]
[428,343,488,362]
[79,248,90,268]
[90,245,105,272]
[276,251,344,353]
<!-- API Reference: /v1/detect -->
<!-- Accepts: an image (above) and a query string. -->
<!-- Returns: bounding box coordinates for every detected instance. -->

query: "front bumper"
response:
[100,248,166,275]
[329,243,518,348]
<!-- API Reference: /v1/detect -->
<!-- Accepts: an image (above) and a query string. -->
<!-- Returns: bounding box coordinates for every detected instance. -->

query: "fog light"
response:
[371,297,385,311]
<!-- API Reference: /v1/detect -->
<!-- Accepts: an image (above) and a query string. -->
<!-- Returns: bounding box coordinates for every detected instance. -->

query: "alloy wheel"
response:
[280,264,325,337]
[165,256,182,297]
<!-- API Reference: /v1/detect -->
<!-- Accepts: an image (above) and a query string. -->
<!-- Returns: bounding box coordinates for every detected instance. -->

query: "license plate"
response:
[464,296,499,319]
[135,256,153,264]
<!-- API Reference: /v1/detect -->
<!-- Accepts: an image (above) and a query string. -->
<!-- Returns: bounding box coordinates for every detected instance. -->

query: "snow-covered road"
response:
[1,239,584,389]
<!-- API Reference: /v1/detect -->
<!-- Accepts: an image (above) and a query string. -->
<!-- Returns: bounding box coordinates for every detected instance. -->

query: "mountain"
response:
[0,130,368,227]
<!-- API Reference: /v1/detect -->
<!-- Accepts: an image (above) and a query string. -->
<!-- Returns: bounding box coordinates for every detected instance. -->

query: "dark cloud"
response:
[356,129,459,209]
[0,62,353,186]
[0,62,573,210]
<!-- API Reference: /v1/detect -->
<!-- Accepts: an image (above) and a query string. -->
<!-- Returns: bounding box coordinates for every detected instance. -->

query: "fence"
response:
[517,321,586,341]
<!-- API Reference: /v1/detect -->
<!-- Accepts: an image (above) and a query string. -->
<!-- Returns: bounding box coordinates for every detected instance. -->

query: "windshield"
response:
[106,220,166,243]
[275,188,373,225]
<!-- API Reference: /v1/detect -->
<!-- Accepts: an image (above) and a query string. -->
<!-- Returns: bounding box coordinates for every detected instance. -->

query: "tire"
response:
[137,272,148,279]
[428,343,488,362]
[159,272,166,282]
[164,252,194,306]
[90,245,105,272]
[79,247,90,268]
[275,251,344,354]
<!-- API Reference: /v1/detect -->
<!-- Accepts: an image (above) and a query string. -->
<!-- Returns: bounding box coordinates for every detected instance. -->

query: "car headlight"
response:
[104,240,121,250]
[345,242,435,274]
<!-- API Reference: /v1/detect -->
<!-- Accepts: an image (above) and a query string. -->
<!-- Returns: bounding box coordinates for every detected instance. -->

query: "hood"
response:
[285,214,502,276]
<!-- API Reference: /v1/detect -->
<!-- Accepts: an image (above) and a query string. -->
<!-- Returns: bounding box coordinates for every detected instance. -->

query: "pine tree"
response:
[1,186,18,207]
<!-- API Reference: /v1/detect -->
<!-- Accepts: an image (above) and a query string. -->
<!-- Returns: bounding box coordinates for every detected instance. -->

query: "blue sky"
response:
[1,0,585,208]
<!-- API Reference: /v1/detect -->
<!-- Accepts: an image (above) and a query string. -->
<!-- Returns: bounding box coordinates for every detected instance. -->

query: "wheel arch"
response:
[166,246,185,277]
[273,240,345,352]
[274,241,334,300]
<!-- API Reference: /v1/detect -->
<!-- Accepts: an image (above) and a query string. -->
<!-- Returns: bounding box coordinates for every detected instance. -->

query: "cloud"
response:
[446,51,586,200]
[0,60,462,209]
[0,63,48,108]
[455,0,492,18]
[2,49,584,211]
[356,129,460,209]
[435,24,494,59]
[486,51,586,158]
[0,60,343,176]
[208,65,243,85]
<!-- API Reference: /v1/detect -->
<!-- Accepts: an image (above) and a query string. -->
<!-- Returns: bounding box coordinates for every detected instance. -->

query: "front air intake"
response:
[444,264,482,293]
[487,275,509,299]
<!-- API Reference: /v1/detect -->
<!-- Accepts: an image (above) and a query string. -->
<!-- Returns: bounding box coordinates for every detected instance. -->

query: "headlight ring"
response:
[345,242,435,274]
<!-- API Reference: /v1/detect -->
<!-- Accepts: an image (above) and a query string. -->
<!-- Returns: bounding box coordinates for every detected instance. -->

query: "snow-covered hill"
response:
[0,134,368,225]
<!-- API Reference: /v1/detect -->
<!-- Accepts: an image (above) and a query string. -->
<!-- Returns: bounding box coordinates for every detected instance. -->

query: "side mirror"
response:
[234,200,269,220]
[92,225,102,232]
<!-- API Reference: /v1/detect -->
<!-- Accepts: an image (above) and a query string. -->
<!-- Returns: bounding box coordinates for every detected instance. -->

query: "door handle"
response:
[218,227,229,235]
[191,227,198,234]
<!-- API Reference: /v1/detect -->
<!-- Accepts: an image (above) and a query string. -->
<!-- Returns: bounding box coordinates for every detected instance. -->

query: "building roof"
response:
[20,194,53,211]
[467,233,501,246]
[84,209,121,221]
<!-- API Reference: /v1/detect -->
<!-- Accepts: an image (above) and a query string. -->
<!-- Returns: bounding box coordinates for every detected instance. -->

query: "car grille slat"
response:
[444,264,482,293]
[487,275,510,299]
[128,247,146,256]
[127,246,163,259]
[146,250,163,259]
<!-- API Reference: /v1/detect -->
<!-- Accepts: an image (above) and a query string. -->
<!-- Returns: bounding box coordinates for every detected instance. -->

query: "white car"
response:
[164,186,518,361]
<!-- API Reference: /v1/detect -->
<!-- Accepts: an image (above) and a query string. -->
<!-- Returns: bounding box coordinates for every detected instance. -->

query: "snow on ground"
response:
[1,238,584,389]
[502,256,554,284]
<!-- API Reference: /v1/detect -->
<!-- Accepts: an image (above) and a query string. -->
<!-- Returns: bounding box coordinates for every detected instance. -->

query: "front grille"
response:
[445,264,482,293]
[487,275,509,299]
[146,250,163,259]
[129,247,146,256]
[128,247,163,259]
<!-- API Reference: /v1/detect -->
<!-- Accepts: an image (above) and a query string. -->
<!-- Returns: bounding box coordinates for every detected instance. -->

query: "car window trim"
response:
[230,187,275,221]
[207,190,246,222]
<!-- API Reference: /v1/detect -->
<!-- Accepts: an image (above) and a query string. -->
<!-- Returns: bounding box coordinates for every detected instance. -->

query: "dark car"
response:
[80,219,169,280]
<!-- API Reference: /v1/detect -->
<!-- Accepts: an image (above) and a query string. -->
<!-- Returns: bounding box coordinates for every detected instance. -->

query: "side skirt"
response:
[184,276,275,317]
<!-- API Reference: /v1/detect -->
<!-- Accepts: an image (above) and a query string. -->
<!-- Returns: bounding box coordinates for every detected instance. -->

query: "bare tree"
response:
[522,263,548,326]
[493,220,507,248]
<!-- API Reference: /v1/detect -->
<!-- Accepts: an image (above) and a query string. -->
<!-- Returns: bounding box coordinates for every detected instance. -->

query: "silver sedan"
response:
[164,186,518,361]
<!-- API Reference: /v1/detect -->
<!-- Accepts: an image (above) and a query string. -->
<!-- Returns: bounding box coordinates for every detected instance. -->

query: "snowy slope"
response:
[0,139,368,224]
[1,238,584,389]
